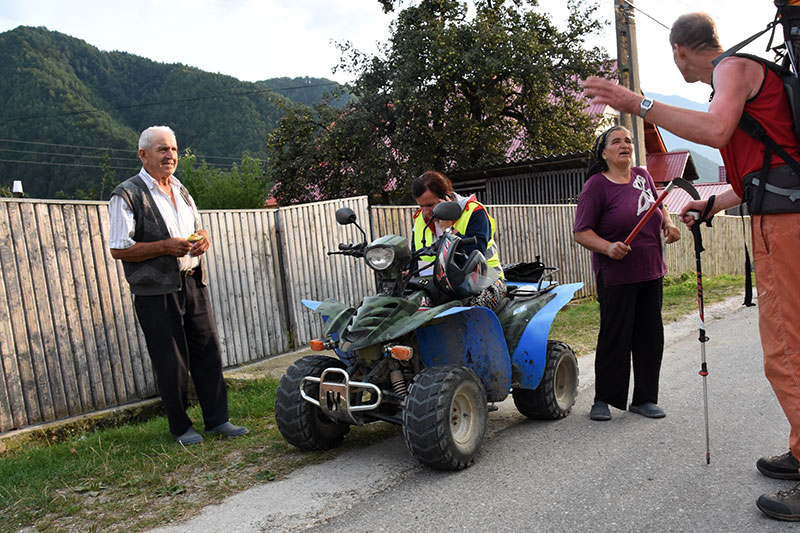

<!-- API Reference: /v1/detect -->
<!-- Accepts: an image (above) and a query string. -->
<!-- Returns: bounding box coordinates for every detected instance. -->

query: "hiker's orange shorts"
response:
[753,213,800,465]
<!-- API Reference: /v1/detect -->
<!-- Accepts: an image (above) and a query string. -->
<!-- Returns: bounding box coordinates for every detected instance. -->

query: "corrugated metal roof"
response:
[585,101,613,116]
[658,182,732,214]
[647,151,689,182]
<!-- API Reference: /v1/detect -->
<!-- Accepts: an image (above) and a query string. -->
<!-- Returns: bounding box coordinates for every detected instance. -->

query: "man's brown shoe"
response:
[757,451,800,480]
[758,483,800,521]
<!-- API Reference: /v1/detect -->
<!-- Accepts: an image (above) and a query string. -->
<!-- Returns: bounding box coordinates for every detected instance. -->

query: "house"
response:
[449,120,704,207]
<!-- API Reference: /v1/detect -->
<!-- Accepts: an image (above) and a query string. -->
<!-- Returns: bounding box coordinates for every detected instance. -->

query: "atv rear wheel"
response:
[275,355,351,450]
[402,365,488,470]
[512,341,578,419]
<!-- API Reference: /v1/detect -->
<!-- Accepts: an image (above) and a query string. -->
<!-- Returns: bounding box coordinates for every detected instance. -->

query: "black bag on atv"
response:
[503,259,547,283]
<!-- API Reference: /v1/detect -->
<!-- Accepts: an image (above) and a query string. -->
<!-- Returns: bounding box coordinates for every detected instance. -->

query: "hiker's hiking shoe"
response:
[628,402,666,418]
[757,451,800,480]
[590,401,611,421]
[758,483,800,521]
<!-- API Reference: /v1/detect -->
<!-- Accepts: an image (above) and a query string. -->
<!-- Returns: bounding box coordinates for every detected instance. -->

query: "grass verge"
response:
[1,273,745,532]
[550,273,745,356]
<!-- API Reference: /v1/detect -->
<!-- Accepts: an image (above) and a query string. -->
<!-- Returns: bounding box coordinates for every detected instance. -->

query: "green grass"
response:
[0,379,399,532]
[0,273,745,532]
[550,273,745,356]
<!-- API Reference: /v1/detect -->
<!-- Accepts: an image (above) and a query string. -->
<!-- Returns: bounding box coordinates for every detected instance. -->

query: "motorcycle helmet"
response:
[433,232,489,299]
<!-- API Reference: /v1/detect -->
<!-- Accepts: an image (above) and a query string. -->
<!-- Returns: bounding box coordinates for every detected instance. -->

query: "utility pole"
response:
[614,0,647,167]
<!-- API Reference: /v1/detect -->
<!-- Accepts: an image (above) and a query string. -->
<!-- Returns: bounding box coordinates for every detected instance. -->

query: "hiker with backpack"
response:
[584,11,800,522]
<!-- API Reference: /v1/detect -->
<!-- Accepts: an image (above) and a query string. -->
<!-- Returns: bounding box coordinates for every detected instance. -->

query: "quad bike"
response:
[274,202,583,470]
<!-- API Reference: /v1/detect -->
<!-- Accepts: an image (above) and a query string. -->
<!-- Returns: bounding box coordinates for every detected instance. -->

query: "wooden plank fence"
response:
[0,196,749,433]
[370,205,752,299]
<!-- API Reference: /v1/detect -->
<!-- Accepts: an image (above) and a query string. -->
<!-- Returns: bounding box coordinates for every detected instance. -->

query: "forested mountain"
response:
[687,150,722,183]
[257,77,354,108]
[0,26,305,198]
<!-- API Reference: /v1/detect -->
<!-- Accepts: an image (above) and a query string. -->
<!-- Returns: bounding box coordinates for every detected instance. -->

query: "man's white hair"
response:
[138,126,176,150]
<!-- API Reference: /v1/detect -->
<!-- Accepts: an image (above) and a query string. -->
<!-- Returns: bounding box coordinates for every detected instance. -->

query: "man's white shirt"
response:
[108,168,201,271]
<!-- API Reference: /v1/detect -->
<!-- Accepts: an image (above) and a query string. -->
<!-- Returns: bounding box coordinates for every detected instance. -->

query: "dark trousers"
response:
[134,269,228,436]
[594,273,664,411]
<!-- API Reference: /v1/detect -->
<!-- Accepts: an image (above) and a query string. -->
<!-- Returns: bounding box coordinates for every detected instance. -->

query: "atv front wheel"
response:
[402,365,488,470]
[512,341,578,419]
[275,355,351,450]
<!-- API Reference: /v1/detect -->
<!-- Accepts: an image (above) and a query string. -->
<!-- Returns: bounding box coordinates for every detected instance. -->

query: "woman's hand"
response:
[606,241,631,260]
[663,222,681,244]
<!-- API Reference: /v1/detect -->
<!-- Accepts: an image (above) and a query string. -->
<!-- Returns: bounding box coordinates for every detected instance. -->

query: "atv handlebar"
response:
[328,242,367,257]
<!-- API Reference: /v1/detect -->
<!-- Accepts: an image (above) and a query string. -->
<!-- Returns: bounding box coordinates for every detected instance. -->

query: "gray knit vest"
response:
[111,175,205,295]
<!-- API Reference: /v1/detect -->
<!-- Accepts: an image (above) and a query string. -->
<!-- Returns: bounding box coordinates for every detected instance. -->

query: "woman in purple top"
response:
[574,126,681,421]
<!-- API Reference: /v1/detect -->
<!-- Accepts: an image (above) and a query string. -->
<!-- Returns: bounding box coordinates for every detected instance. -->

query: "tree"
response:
[268,0,610,205]
[178,151,272,209]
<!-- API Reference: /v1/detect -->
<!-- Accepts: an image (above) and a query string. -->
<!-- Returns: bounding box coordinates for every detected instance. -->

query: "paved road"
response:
[152,297,800,532]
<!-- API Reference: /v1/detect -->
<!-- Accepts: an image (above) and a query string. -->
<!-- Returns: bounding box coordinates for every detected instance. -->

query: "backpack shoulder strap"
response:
[739,111,800,173]
[712,19,780,67]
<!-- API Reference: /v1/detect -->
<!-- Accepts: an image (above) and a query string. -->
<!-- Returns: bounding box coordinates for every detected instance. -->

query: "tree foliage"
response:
[268,0,609,205]
[178,151,271,209]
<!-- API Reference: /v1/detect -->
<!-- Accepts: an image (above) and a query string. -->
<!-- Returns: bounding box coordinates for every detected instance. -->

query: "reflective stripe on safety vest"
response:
[412,198,503,276]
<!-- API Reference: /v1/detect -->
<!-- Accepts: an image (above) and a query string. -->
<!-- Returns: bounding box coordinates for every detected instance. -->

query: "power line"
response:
[0,81,344,125]
[622,0,670,31]
[0,157,238,175]
[0,147,139,162]
[0,156,238,173]
[0,158,139,171]
[0,138,266,163]
[0,137,133,153]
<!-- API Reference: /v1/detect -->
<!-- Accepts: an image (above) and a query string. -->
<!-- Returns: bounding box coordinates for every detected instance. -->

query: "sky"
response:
[0,0,782,169]
[0,0,781,104]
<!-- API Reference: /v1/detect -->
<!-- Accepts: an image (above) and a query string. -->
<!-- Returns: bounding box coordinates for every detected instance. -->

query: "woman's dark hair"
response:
[411,170,455,200]
[586,125,629,179]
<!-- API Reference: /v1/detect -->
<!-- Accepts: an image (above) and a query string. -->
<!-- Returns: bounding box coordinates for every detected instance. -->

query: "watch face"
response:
[640,98,654,118]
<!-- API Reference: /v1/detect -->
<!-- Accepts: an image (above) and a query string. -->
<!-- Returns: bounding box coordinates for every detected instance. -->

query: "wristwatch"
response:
[639,97,654,119]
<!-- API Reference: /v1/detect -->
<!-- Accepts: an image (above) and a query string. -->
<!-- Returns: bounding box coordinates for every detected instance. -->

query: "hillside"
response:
[649,92,723,169]
[0,26,298,198]
[257,77,355,108]
[686,149,722,183]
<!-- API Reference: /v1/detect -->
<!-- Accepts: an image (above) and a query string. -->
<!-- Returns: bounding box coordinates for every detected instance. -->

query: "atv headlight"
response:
[365,246,395,271]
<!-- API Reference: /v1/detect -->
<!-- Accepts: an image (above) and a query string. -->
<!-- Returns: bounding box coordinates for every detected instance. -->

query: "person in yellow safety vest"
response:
[411,170,506,310]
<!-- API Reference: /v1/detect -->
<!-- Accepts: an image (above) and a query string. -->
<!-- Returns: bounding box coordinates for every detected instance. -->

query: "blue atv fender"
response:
[506,282,583,390]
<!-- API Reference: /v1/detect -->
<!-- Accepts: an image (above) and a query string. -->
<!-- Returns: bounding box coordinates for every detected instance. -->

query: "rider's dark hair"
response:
[412,170,455,200]
[669,12,721,52]
[586,125,629,179]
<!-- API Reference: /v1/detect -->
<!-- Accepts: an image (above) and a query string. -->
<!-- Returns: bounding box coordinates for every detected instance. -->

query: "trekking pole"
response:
[670,178,712,464]
[688,209,711,464]
[624,180,676,245]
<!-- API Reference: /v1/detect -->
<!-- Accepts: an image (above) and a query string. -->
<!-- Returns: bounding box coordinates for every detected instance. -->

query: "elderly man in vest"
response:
[411,170,505,309]
[585,12,800,520]
[108,125,248,446]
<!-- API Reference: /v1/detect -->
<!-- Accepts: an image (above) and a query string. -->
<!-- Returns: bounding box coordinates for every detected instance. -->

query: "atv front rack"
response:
[300,367,383,425]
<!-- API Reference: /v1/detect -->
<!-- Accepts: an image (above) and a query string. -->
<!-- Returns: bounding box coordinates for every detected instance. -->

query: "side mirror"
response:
[335,207,357,226]
[433,201,462,222]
